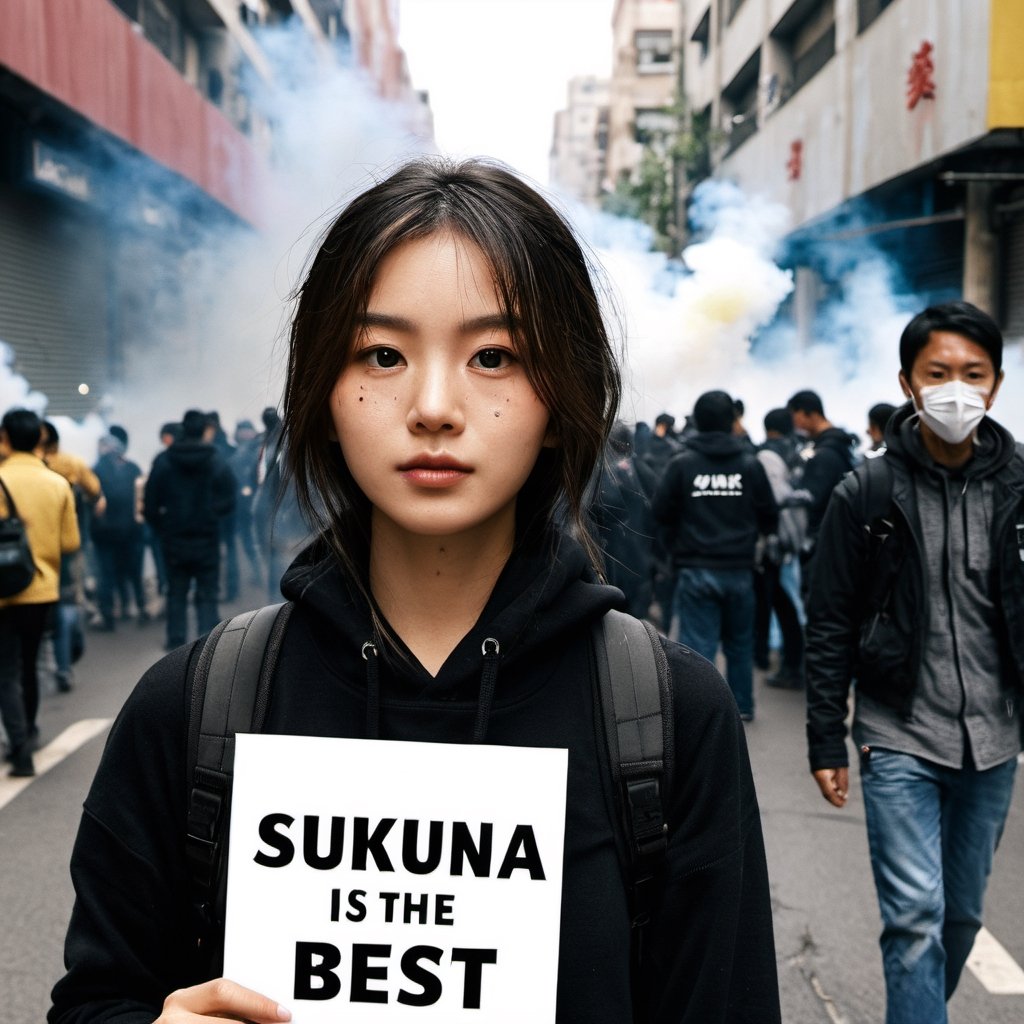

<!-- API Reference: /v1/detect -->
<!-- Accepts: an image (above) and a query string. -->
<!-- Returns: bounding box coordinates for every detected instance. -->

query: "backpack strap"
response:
[860,451,895,540]
[592,608,673,988]
[185,601,293,970]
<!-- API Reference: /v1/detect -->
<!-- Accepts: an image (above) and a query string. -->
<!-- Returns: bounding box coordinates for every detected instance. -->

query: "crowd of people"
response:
[0,403,304,777]
[0,380,878,776]
[0,158,1019,1024]
[592,385,887,721]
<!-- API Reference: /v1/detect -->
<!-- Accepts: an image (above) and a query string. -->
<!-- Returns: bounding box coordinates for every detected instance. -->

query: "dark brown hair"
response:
[283,157,621,587]
[899,300,1003,378]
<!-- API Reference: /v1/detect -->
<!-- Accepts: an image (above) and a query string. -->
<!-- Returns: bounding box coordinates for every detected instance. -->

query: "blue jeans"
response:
[860,749,1017,1024]
[673,567,755,715]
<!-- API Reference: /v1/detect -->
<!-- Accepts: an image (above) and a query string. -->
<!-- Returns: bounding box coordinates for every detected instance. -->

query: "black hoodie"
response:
[143,440,236,561]
[652,432,778,570]
[799,426,858,538]
[50,531,780,1023]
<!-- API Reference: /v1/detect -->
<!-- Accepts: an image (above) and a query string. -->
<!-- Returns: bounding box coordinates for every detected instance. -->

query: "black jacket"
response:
[805,406,1024,770]
[143,440,235,561]
[652,432,778,570]
[50,530,779,1023]
[799,427,858,539]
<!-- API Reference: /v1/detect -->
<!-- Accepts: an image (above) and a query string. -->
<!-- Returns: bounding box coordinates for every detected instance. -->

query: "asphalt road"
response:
[2,595,1023,1023]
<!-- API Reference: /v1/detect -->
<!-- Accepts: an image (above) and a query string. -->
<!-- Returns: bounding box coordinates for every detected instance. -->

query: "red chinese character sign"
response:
[907,41,936,110]
[786,140,803,181]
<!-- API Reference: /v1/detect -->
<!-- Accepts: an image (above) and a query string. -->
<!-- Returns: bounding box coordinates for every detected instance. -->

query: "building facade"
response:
[682,0,1024,343]
[606,0,682,191]
[0,0,428,416]
[550,75,610,204]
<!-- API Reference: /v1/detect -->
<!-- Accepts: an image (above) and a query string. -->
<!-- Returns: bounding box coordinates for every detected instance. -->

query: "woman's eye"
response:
[366,347,403,368]
[473,348,510,370]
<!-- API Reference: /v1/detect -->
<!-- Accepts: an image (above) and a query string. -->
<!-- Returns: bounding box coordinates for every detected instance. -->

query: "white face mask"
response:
[914,379,989,445]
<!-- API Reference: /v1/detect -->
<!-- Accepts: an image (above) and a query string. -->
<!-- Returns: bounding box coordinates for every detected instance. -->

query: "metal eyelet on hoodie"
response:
[362,639,381,739]
[473,639,502,744]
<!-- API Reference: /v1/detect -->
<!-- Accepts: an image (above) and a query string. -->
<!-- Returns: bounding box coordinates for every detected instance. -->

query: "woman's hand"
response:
[157,978,291,1022]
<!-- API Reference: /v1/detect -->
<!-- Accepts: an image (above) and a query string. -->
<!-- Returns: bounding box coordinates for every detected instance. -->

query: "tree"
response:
[601,100,718,254]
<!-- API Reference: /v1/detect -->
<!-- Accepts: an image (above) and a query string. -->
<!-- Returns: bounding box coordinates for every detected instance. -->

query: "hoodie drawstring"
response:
[473,638,501,744]
[361,636,502,743]
[362,640,380,739]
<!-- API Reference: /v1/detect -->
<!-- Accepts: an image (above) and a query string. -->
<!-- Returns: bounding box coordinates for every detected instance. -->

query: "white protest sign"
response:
[224,734,568,1022]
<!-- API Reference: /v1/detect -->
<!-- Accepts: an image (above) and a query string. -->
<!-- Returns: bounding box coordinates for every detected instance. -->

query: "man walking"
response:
[785,389,857,592]
[0,409,80,776]
[653,390,778,720]
[805,301,1022,1024]
[144,410,235,650]
[91,430,146,629]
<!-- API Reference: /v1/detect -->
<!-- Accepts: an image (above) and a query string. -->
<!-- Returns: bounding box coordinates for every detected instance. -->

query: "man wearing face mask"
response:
[804,300,1022,1024]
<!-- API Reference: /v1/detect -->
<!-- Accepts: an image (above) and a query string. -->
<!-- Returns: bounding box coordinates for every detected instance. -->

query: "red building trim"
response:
[1,0,265,223]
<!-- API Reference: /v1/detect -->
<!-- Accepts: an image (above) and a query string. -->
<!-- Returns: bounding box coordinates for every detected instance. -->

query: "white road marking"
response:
[967,927,1024,994]
[0,718,112,811]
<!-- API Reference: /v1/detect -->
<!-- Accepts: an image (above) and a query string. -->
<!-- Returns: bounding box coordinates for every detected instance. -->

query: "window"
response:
[636,30,674,75]
[207,68,224,107]
[770,0,836,106]
[857,0,896,34]
[142,0,175,64]
[691,8,711,62]
[238,1,261,27]
[724,0,747,25]
[109,0,140,19]
[634,108,676,145]
[722,49,761,153]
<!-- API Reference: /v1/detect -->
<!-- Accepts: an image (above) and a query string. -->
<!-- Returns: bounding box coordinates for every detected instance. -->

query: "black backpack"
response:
[0,477,37,598]
[184,605,673,996]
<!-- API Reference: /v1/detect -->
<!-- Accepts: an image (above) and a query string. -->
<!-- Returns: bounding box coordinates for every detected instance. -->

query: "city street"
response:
[2,595,1023,1024]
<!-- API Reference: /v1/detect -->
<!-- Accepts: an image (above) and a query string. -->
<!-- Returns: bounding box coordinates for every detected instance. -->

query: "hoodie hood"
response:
[166,439,218,473]
[280,528,624,720]
[685,431,749,460]
[813,426,859,458]
[886,400,1016,480]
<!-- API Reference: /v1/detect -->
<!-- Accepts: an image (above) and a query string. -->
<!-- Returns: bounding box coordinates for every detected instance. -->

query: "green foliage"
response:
[599,100,719,253]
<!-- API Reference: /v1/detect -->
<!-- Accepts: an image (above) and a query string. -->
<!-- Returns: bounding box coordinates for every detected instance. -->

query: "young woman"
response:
[49,159,780,1023]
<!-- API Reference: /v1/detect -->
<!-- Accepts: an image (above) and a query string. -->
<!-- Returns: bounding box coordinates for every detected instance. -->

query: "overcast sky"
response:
[398,0,614,185]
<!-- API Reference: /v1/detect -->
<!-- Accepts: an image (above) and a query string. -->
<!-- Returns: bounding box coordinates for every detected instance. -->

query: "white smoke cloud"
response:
[99,20,433,468]
[567,180,1024,447]
[0,342,48,415]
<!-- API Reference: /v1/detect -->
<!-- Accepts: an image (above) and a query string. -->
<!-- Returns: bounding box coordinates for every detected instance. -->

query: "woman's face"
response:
[330,232,553,544]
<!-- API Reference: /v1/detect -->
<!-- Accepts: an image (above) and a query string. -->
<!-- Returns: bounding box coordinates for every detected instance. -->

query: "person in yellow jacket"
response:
[0,408,80,777]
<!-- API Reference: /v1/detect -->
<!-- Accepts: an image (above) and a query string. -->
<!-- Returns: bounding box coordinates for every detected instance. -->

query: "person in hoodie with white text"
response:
[652,391,778,721]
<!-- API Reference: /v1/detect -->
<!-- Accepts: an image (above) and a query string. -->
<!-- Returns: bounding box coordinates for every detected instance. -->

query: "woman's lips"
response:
[398,455,473,487]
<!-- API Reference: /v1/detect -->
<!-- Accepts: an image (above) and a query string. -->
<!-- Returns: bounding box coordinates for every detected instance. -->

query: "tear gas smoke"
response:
[565,180,1024,448]
[4,17,1020,464]
[0,342,107,462]
[102,20,433,468]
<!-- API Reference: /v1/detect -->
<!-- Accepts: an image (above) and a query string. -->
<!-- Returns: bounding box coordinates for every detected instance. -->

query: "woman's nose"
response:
[407,364,465,434]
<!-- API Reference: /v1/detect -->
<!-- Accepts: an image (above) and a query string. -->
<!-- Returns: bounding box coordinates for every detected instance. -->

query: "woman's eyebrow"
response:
[359,312,519,334]
[461,313,518,334]
[359,312,415,331]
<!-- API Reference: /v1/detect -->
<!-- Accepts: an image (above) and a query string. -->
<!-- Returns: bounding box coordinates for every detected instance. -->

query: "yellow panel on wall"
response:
[989,0,1024,128]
